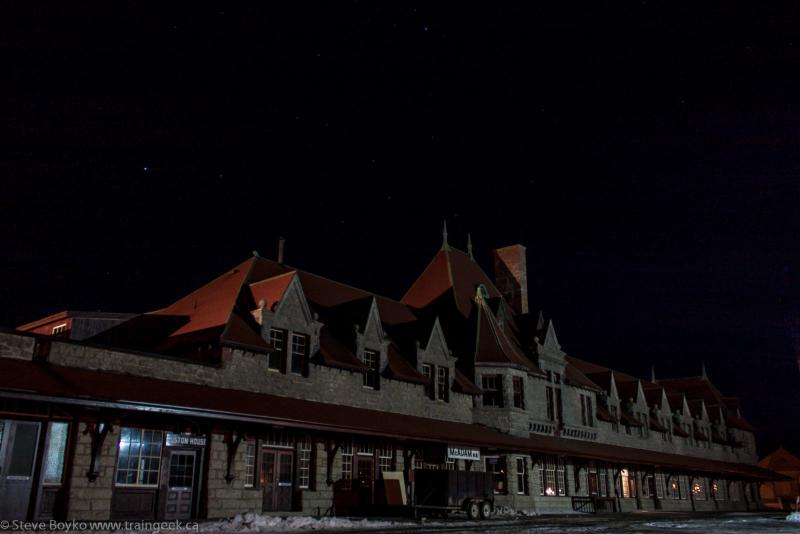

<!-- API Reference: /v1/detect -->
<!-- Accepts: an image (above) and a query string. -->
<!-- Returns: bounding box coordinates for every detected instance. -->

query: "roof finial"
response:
[467,232,474,260]
[651,364,656,383]
[442,220,450,250]
[701,360,708,380]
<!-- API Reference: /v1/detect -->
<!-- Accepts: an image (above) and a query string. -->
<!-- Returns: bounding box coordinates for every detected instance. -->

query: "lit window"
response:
[539,455,567,496]
[437,367,449,402]
[692,480,706,500]
[43,422,69,484]
[422,363,434,399]
[620,469,635,498]
[268,329,285,371]
[244,440,256,488]
[362,350,379,389]
[115,428,163,486]
[512,377,525,409]
[486,457,507,494]
[481,375,504,407]
[290,333,307,375]
[51,323,68,336]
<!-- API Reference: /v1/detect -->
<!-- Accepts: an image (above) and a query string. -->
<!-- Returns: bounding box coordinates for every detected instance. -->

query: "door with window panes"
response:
[162,450,197,520]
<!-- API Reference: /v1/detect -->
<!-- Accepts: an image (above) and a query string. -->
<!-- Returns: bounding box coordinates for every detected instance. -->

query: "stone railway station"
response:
[0,232,785,521]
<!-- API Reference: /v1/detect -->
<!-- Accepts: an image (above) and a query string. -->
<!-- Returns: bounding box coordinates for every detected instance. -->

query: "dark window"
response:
[581,396,587,426]
[290,333,307,375]
[422,363,434,399]
[512,377,525,409]
[581,395,594,427]
[437,367,449,402]
[482,375,504,407]
[556,388,563,424]
[586,395,594,427]
[268,329,285,371]
[8,423,38,477]
[516,457,528,495]
[553,372,561,385]
[546,386,555,421]
[362,350,379,389]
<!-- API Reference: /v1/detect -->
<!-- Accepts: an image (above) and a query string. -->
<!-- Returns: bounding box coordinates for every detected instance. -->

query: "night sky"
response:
[1,4,798,455]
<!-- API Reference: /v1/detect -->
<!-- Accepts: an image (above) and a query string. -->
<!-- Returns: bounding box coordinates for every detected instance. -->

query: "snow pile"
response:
[199,512,415,531]
[786,512,800,522]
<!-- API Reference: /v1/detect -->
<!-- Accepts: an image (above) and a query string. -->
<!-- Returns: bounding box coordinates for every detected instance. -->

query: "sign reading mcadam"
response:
[447,446,481,461]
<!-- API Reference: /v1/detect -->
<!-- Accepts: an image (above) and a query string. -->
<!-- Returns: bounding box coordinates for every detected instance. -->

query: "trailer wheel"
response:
[467,500,480,519]
[479,500,492,519]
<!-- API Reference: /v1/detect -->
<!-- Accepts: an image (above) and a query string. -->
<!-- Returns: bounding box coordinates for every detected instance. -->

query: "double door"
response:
[0,420,41,520]
[261,448,293,512]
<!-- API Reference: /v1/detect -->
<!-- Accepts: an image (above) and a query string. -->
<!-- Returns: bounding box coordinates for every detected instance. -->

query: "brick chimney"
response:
[493,244,528,315]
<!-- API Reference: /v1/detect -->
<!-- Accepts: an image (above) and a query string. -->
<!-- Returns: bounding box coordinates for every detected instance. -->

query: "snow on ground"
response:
[788,512,800,522]
[199,512,416,532]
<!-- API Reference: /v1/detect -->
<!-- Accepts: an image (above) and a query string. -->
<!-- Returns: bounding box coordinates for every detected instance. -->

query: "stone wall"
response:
[46,342,474,424]
[67,423,118,521]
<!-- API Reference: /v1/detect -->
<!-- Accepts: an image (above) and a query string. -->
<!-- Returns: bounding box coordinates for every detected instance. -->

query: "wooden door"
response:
[261,448,293,512]
[355,456,374,512]
[163,450,197,520]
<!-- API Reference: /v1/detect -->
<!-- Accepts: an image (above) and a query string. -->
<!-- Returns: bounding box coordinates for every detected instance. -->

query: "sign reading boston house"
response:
[447,446,480,461]
[166,433,207,447]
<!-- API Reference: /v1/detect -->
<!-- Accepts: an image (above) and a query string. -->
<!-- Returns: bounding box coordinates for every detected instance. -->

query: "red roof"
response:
[0,357,784,482]
[759,447,800,472]
[150,258,254,337]
[248,271,295,312]
[402,247,502,318]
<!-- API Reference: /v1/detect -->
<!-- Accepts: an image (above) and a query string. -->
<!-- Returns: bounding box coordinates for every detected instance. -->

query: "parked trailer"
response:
[412,469,495,519]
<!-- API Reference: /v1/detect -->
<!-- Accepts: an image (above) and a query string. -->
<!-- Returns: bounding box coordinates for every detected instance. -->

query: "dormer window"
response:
[268,329,286,371]
[436,367,449,402]
[290,333,307,375]
[422,363,434,399]
[362,350,379,390]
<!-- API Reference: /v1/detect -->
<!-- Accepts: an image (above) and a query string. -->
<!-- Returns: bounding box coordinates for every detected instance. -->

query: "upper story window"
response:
[436,367,449,402]
[362,349,379,389]
[546,386,555,421]
[512,377,525,409]
[609,405,619,432]
[481,375,504,407]
[580,394,594,427]
[268,329,285,371]
[422,363,434,399]
[290,333,307,375]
